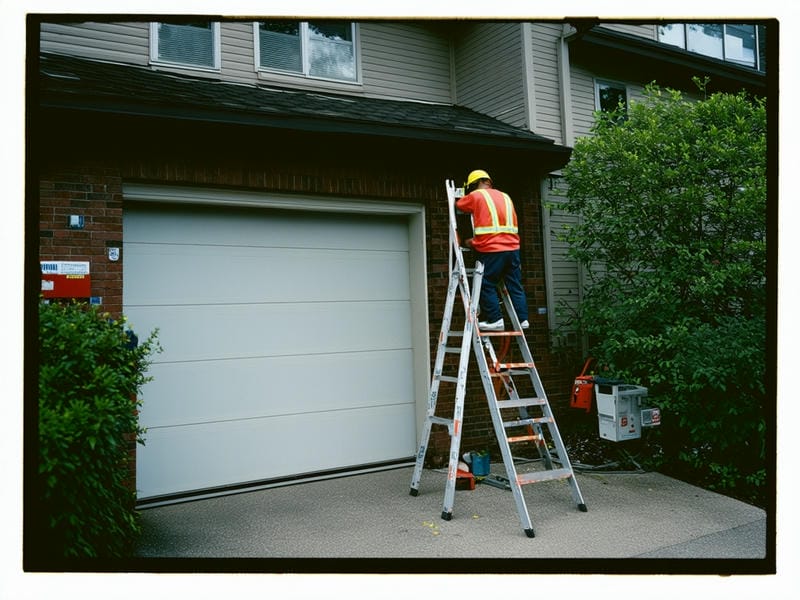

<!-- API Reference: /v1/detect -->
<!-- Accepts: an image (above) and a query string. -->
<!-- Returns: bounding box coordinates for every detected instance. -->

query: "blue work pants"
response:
[474,249,529,323]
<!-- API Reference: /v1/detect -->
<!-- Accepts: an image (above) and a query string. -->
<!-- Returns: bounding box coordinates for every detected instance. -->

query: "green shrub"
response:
[38,301,160,559]
[557,83,768,507]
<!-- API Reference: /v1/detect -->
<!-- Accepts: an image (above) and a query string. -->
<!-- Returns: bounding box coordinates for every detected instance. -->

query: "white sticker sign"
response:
[40,261,90,275]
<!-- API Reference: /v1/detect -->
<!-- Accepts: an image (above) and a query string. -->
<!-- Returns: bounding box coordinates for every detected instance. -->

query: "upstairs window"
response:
[255,21,358,82]
[724,24,758,67]
[595,80,628,120]
[658,23,764,71]
[150,22,221,70]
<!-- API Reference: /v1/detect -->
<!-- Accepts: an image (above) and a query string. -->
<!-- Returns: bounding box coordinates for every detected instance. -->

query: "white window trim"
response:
[149,22,221,72]
[594,78,629,112]
[253,21,361,86]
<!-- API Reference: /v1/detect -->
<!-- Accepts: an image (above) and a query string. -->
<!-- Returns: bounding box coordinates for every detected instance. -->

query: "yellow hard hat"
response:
[466,169,491,187]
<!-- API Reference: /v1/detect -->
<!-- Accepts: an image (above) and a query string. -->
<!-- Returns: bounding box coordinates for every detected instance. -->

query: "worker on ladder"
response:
[456,169,530,331]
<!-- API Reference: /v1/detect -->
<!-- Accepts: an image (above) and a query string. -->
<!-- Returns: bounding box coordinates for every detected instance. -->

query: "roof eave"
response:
[568,25,767,94]
[39,96,573,157]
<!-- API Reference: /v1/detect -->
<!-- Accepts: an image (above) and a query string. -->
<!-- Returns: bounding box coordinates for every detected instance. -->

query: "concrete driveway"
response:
[134,462,769,572]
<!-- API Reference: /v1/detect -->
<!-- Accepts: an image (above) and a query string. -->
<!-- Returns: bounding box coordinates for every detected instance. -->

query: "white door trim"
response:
[123,183,423,215]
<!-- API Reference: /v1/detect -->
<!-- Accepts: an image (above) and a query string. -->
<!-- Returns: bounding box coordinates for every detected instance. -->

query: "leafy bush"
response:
[38,301,160,559]
[558,82,768,506]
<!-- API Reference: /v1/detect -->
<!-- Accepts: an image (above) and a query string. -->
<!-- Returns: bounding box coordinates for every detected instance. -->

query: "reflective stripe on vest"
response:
[473,189,518,235]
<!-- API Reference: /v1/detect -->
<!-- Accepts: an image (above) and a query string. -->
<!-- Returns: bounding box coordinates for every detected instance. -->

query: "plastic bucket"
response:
[470,452,490,477]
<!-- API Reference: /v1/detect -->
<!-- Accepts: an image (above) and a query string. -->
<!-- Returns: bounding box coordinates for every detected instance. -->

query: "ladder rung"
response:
[503,417,553,429]
[496,398,546,409]
[516,468,573,485]
[444,346,462,354]
[507,434,541,443]
[490,369,530,378]
[429,416,453,427]
[479,331,524,337]
[437,375,459,383]
[494,362,535,371]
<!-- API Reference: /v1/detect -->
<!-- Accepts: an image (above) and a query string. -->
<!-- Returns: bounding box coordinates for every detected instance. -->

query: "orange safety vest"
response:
[456,188,520,253]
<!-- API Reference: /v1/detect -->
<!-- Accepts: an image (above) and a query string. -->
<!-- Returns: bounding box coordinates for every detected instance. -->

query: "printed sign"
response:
[41,261,91,298]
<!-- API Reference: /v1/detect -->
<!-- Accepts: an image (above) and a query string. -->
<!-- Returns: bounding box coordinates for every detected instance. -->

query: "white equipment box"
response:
[595,382,660,442]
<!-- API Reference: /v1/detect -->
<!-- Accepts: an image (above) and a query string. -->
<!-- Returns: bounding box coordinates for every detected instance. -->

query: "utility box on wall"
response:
[41,261,91,298]
[595,381,660,442]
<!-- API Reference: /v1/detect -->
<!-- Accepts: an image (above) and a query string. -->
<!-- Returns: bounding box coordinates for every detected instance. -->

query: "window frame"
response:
[657,23,763,71]
[149,22,221,72]
[594,79,629,115]
[253,21,361,85]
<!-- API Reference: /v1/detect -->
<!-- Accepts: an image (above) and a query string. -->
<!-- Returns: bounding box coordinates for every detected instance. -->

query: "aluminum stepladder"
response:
[409,179,587,538]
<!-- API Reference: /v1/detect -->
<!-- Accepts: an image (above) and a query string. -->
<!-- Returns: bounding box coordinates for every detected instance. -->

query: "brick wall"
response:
[38,164,125,315]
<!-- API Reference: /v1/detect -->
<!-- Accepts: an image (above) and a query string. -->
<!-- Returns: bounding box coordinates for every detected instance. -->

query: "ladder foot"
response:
[441,511,453,521]
[578,503,588,512]
[524,528,535,538]
[409,488,419,497]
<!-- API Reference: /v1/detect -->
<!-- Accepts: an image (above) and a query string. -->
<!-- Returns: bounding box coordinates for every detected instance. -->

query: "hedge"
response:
[37,301,160,559]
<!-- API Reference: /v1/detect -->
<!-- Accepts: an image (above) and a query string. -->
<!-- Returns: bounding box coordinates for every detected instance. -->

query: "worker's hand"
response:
[464,238,475,249]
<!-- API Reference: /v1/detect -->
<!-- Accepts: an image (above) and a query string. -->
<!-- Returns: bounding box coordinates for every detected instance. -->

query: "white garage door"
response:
[123,198,419,500]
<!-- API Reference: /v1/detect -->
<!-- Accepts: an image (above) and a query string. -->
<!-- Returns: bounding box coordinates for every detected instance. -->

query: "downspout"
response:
[558,22,576,147]
[520,22,536,132]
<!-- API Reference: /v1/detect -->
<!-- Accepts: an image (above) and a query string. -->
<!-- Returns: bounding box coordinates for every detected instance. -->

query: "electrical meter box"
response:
[595,382,660,442]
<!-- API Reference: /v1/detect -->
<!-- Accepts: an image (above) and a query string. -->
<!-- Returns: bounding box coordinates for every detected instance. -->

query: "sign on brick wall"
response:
[40,261,91,298]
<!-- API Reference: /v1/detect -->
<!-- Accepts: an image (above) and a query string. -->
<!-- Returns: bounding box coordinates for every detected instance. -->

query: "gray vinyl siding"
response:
[40,21,149,65]
[359,23,452,103]
[570,65,597,140]
[40,20,455,104]
[542,180,582,336]
[530,23,564,145]
[219,22,257,84]
[597,23,658,40]
[453,23,527,129]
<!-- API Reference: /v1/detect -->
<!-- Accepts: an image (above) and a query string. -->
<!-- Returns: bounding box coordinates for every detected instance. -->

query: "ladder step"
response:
[479,331,524,338]
[496,397,546,409]
[438,375,459,384]
[517,468,574,485]
[444,346,462,354]
[507,434,542,443]
[493,361,535,371]
[503,417,553,429]
[490,369,531,377]
[429,416,454,428]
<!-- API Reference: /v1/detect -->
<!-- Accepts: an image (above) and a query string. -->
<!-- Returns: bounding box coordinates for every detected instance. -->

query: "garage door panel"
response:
[124,205,410,252]
[123,244,410,305]
[125,198,419,500]
[138,349,414,428]
[137,403,417,498]
[127,300,411,363]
